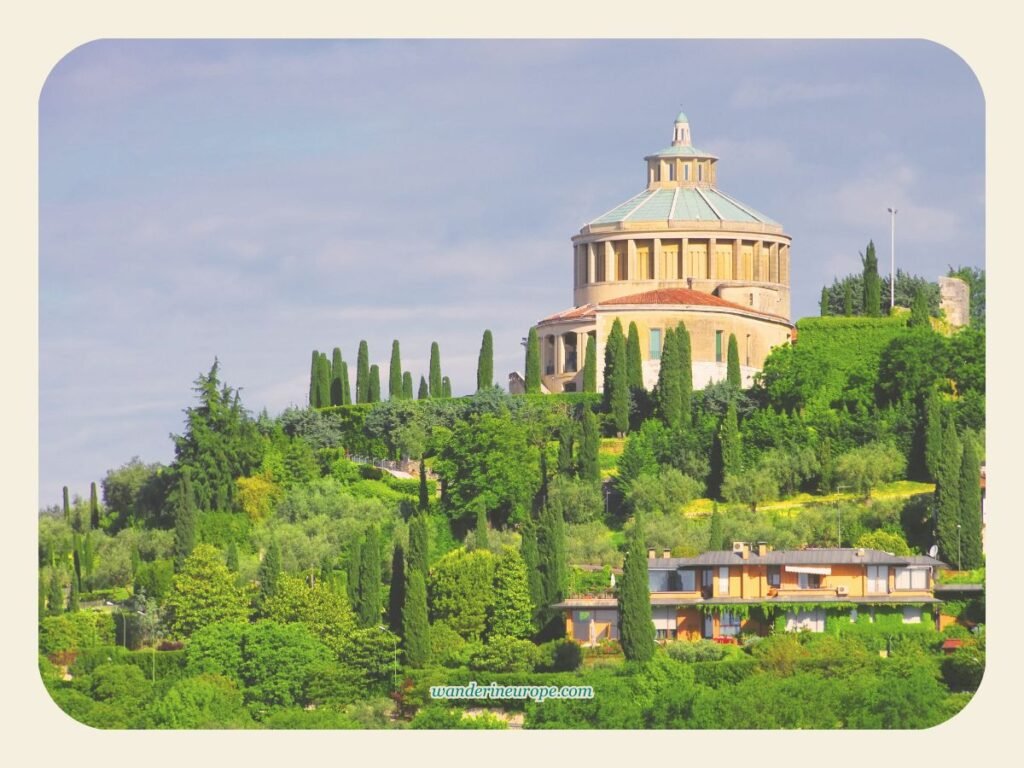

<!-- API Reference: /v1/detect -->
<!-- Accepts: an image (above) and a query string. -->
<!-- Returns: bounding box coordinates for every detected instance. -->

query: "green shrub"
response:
[537,639,583,672]
[664,640,730,663]
[691,657,758,687]
[196,511,251,548]
[466,636,540,673]
[942,648,985,692]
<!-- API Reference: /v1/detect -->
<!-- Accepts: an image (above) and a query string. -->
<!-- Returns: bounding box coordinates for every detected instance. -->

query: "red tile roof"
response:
[599,288,791,323]
[538,304,597,324]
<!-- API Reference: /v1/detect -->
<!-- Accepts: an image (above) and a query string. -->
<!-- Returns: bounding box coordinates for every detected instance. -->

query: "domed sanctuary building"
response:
[532,113,795,393]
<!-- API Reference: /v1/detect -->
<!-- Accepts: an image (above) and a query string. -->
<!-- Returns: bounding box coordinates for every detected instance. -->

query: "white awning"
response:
[784,566,832,575]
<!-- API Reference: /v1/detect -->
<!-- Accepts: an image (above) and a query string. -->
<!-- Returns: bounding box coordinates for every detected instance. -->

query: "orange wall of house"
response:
[677,608,703,641]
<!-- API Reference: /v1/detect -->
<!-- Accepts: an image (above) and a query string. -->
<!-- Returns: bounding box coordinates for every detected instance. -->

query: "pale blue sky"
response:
[39,39,984,509]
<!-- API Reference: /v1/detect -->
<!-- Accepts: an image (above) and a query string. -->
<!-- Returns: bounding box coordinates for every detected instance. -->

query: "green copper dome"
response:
[674,110,689,123]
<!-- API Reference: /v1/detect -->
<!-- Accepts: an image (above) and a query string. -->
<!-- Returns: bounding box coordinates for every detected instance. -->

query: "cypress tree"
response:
[712,401,742,499]
[368,364,381,403]
[408,512,429,580]
[341,361,352,405]
[330,348,345,406]
[309,350,320,407]
[656,326,681,428]
[81,533,95,590]
[72,541,82,593]
[620,513,655,662]
[428,342,442,398]
[347,537,362,609]
[557,423,576,477]
[418,458,430,512]
[226,540,239,572]
[525,327,541,394]
[726,333,741,388]
[603,318,629,435]
[582,334,597,393]
[538,501,567,612]
[316,352,331,409]
[38,573,46,619]
[843,282,854,316]
[258,537,281,603]
[389,340,403,400]
[676,323,693,427]
[47,569,63,616]
[402,371,414,400]
[89,482,100,530]
[477,329,494,392]
[520,518,545,628]
[474,504,490,551]
[403,569,430,667]
[862,240,881,317]
[924,390,945,482]
[626,321,644,390]
[578,408,601,483]
[442,376,452,399]
[708,502,723,550]
[358,527,382,627]
[820,286,830,316]
[417,376,429,400]
[909,287,930,328]
[63,486,70,524]
[173,469,197,569]
[67,567,80,612]
[490,547,534,640]
[388,543,406,634]
[935,416,963,567]
[356,340,370,403]
[958,433,983,569]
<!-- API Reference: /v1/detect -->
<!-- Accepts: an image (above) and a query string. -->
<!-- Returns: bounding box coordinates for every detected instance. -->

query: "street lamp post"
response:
[887,207,898,311]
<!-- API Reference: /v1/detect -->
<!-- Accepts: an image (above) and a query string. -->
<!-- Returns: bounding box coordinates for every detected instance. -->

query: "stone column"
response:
[754,241,762,281]
[681,237,689,280]
[604,241,614,282]
[627,239,637,282]
[587,243,595,284]
[555,334,565,375]
[733,239,742,280]
[653,238,662,281]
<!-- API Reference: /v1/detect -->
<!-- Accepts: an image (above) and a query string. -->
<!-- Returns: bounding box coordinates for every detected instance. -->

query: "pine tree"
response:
[935,416,963,567]
[356,340,370,404]
[603,318,629,435]
[316,352,331,409]
[226,540,239,572]
[402,371,414,400]
[388,543,406,634]
[389,340,403,400]
[368,364,381,403]
[843,282,854,316]
[47,568,63,616]
[258,537,281,603]
[862,240,881,317]
[676,323,693,427]
[578,408,601,483]
[442,376,452,399]
[489,547,534,640]
[538,501,567,613]
[656,326,681,428]
[309,350,320,407]
[626,321,644,390]
[726,333,741,388]
[89,482,100,530]
[820,286,830,316]
[173,469,197,569]
[924,390,945,482]
[620,514,655,662]
[402,569,430,667]
[429,342,442,398]
[358,527,382,627]
[341,361,352,405]
[330,348,345,406]
[474,504,490,550]
[525,327,541,394]
[557,423,576,476]
[582,334,597,392]
[958,432,983,569]
[477,329,494,392]
[417,376,429,400]
[708,502,723,550]
[909,287,930,328]
[418,458,430,512]
[520,518,545,628]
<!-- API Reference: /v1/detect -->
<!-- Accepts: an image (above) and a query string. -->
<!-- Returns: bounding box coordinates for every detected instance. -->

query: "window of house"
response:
[684,164,690,181]
[698,163,704,182]
[653,606,677,640]
[894,567,929,590]
[746,334,751,366]
[902,606,922,624]
[649,328,662,360]
[655,165,661,182]
[715,330,723,362]
[767,566,781,588]
[718,566,730,596]
[616,249,628,281]
[702,568,714,594]
[563,382,577,392]
[668,163,676,181]
[719,611,741,637]
[867,565,888,594]
[798,572,822,589]
[595,251,606,282]
[785,609,825,633]
[679,569,696,592]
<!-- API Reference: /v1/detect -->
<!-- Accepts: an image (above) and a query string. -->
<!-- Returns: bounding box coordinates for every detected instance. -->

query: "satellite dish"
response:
[928,545,938,558]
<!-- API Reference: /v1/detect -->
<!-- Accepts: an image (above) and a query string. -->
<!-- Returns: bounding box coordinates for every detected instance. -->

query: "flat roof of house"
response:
[648,547,947,569]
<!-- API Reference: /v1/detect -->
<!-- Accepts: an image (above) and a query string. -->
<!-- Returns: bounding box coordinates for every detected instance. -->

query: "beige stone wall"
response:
[939,276,970,328]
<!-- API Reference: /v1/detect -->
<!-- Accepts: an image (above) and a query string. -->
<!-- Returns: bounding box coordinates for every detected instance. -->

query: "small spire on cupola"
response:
[672,111,691,147]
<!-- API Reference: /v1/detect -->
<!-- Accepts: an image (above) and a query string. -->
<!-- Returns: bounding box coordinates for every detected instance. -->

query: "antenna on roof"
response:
[928,545,938,558]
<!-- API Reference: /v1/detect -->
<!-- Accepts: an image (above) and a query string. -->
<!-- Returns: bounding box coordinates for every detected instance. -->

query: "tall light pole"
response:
[887,207,898,311]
